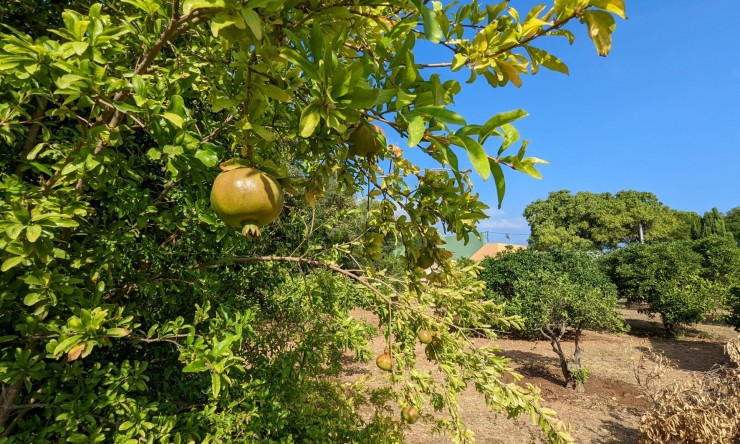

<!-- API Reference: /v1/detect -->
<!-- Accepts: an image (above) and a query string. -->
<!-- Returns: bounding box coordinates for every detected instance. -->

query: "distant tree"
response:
[603,237,739,336]
[480,249,623,389]
[693,208,734,240]
[524,190,683,250]
[668,210,701,241]
[723,207,740,246]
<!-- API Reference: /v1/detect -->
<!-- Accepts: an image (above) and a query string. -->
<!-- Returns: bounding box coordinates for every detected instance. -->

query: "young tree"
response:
[0,0,626,442]
[480,249,624,389]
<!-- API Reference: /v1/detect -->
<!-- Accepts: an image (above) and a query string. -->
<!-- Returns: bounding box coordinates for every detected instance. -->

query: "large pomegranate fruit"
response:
[417,329,433,344]
[376,353,392,372]
[348,122,386,157]
[210,167,284,237]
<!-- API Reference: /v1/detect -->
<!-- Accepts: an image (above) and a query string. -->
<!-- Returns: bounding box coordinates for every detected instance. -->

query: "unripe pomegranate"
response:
[210,167,284,237]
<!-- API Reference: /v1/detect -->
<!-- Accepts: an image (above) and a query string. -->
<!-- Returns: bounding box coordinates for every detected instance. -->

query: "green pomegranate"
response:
[348,122,386,157]
[401,406,419,424]
[210,167,284,237]
[376,353,392,372]
[417,250,435,269]
[417,329,433,344]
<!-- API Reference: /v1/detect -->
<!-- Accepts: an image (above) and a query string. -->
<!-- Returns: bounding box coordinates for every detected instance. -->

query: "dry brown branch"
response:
[639,339,740,443]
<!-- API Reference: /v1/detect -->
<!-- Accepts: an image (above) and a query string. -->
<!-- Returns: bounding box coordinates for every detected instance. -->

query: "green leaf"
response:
[242,7,263,41]
[195,148,219,167]
[0,335,17,344]
[111,101,140,113]
[554,0,578,20]
[589,0,627,19]
[52,334,82,357]
[260,84,292,103]
[407,115,425,147]
[26,224,42,243]
[581,10,616,56]
[182,0,226,15]
[56,74,86,89]
[105,328,131,338]
[23,292,42,306]
[458,135,490,180]
[413,106,466,126]
[1,256,24,272]
[299,102,321,138]
[211,373,221,398]
[183,359,208,373]
[451,53,467,72]
[420,5,444,43]
[490,159,506,208]
[480,110,527,144]
[6,224,24,240]
[67,434,90,443]
[163,112,184,128]
[527,47,569,75]
[281,48,320,82]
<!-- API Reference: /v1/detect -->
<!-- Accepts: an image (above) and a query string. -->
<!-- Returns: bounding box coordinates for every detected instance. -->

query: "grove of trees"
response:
[0,1,629,443]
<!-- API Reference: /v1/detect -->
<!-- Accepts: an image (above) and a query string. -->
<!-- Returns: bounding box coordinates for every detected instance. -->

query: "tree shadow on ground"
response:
[590,409,641,444]
[498,349,568,387]
[620,309,733,372]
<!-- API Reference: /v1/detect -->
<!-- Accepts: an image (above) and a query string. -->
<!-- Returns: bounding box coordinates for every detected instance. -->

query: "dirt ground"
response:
[340,306,739,444]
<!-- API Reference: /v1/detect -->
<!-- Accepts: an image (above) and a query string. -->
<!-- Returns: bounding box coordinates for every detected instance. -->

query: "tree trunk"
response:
[571,329,584,392]
[542,327,571,387]
[0,380,22,429]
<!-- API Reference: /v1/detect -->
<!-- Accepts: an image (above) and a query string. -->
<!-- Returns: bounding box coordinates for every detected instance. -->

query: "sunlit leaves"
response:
[581,10,617,56]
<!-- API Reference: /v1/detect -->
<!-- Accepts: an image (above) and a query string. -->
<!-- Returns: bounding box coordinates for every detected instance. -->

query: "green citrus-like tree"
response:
[480,249,624,389]
[0,1,626,442]
[602,237,740,335]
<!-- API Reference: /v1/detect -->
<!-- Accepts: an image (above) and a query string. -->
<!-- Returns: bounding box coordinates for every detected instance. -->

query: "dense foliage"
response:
[602,236,740,335]
[692,208,735,241]
[479,249,623,388]
[724,207,740,246]
[524,190,695,250]
[0,0,627,442]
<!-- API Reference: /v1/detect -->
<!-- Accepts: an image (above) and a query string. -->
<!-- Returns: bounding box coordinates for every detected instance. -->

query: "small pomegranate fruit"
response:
[416,250,435,269]
[376,353,392,372]
[348,122,386,157]
[401,406,419,424]
[210,167,284,237]
[417,329,433,344]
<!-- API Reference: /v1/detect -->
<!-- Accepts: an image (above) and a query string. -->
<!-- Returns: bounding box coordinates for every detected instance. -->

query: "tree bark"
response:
[542,327,571,387]
[0,380,22,429]
[572,329,584,392]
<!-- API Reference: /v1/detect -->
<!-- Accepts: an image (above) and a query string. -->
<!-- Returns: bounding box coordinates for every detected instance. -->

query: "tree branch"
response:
[190,256,392,304]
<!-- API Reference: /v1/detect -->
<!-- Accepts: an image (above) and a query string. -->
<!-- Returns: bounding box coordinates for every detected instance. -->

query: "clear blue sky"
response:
[387,0,740,244]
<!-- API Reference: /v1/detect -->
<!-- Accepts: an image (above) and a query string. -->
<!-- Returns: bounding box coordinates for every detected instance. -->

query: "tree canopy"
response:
[725,207,740,246]
[0,0,627,442]
[524,190,694,250]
